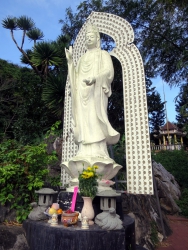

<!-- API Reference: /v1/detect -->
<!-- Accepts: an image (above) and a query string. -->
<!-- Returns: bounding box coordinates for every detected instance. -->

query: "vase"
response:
[81,197,94,225]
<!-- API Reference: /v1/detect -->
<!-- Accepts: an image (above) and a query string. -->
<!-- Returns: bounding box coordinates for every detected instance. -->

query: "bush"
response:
[0,139,57,222]
[152,150,188,218]
[152,150,188,188]
[176,188,188,218]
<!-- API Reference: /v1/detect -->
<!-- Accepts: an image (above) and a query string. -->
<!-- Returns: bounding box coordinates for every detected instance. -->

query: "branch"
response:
[10,29,43,79]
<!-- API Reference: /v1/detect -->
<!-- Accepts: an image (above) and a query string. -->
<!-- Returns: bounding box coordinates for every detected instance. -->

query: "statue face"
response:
[85,32,98,49]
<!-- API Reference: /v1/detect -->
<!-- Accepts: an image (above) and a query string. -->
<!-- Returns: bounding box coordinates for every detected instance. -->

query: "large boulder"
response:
[121,193,172,250]
[121,160,181,250]
[153,161,181,214]
[0,224,29,250]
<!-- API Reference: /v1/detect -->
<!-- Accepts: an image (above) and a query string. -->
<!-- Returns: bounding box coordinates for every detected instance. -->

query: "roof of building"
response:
[160,121,178,131]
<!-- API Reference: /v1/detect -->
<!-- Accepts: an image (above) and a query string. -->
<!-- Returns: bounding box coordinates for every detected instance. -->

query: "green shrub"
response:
[152,150,188,188]
[0,139,57,223]
[152,150,188,218]
[176,188,188,218]
[150,221,159,247]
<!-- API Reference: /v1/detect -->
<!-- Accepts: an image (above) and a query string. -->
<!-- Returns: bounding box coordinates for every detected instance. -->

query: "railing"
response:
[151,144,182,151]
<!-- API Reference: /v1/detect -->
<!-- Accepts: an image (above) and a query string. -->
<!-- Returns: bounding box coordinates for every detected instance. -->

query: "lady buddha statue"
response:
[65,24,120,159]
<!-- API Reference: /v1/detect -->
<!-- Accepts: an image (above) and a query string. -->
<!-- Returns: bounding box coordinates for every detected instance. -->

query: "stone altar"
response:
[23,215,135,250]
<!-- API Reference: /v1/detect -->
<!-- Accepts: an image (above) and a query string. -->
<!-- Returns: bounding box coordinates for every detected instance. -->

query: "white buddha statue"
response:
[65,24,120,158]
[64,24,122,190]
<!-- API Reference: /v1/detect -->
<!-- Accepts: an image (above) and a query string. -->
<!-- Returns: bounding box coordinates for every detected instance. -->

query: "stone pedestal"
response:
[23,215,135,250]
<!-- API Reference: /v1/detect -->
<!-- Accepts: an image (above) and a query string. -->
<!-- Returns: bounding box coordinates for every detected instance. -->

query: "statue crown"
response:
[86,24,99,34]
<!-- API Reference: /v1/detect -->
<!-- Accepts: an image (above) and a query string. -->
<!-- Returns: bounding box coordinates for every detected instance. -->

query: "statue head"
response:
[85,24,100,49]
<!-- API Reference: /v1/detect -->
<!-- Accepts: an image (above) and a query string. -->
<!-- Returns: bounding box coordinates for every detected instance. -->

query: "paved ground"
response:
[156,215,188,250]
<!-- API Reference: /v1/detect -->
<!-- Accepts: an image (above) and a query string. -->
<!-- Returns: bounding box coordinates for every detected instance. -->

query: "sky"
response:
[0,0,179,123]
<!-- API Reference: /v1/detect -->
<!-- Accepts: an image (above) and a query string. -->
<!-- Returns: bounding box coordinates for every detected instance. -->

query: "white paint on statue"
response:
[62,24,122,191]
[61,12,154,195]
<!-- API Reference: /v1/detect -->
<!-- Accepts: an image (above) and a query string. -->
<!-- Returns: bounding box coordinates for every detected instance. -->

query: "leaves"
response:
[30,42,63,76]
[60,0,188,86]
[2,16,17,30]
[26,28,44,43]
[16,16,35,31]
[42,73,66,119]
[79,166,99,198]
[0,139,58,222]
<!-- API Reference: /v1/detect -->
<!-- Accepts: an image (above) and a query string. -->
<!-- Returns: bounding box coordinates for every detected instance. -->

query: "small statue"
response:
[50,213,58,226]
[28,202,47,221]
[81,216,89,229]
[95,207,123,230]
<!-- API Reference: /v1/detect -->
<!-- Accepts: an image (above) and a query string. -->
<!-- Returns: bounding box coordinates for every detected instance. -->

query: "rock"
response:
[0,205,17,223]
[153,161,181,214]
[0,224,29,250]
[121,160,181,250]
[28,206,47,221]
[121,193,172,250]
[95,207,123,230]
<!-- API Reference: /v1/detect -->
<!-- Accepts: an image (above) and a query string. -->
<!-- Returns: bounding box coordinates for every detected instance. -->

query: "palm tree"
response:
[42,73,66,120]
[16,16,35,49]
[26,28,44,45]
[31,42,63,77]
[20,49,33,65]
[2,16,41,76]
[2,16,67,81]
[2,16,19,50]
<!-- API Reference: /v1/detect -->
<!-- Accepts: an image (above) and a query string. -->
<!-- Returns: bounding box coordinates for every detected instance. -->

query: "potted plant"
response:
[78,165,99,225]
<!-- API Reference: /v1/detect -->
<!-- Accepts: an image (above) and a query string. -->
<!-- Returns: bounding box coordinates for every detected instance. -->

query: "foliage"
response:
[0,139,57,222]
[42,73,66,120]
[108,57,124,135]
[2,15,68,79]
[152,150,188,188]
[114,170,127,191]
[150,221,159,247]
[176,188,188,218]
[175,84,188,141]
[44,120,62,139]
[60,0,188,87]
[45,175,62,187]
[78,166,99,199]
[146,78,165,132]
[0,59,55,144]
[112,134,126,168]
[0,58,66,144]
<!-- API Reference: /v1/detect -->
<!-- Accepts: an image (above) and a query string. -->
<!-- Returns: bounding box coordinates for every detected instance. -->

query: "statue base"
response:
[62,155,122,191]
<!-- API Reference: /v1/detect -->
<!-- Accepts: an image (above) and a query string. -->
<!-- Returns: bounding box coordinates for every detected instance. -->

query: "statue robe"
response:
[67,48,120,147]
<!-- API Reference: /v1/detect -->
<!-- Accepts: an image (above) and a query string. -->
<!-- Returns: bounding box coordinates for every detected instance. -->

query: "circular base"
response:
[23,215,135,250]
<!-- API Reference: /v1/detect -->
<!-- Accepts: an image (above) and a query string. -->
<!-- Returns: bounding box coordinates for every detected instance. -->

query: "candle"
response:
[71,186,78,212]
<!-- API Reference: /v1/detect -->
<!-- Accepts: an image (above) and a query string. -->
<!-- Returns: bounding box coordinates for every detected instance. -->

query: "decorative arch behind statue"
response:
[61,12,153,195]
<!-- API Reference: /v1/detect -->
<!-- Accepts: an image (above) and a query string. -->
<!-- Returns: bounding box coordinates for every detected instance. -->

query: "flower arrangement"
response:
[78,165,99,199]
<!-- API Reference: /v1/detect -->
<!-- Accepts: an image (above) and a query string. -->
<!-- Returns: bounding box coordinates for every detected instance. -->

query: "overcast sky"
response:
[0,0,179,123]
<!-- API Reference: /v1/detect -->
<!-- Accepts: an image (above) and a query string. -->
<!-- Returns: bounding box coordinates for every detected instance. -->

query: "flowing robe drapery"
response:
[67,48,120,148]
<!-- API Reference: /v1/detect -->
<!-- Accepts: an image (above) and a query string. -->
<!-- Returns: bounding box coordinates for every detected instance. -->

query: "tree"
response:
[2,15,70,139]
[42,73,67,120]
[175,84,188,134]
[0,59,57,143]
[146,78,165,132]
[2,16,65,79]
[60,0,188,87]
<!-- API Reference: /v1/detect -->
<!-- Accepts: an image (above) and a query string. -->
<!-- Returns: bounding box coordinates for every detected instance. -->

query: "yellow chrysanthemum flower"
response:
[87,167,92,171]
[93,165,98,169]
[88,172,94,177]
